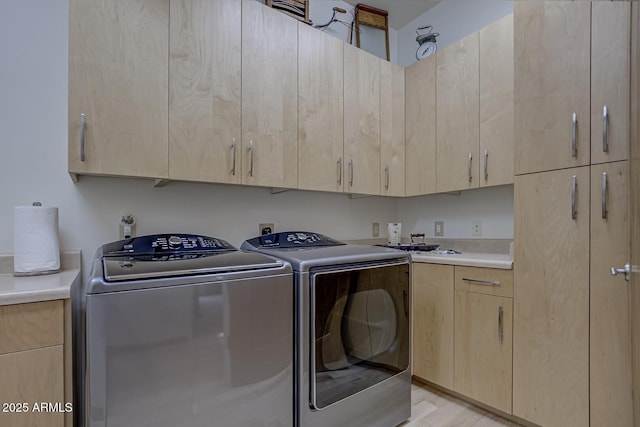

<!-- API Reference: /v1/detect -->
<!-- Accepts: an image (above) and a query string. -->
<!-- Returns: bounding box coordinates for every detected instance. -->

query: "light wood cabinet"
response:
[514,1,591,175]
[68,0,169,179]
[513,167,590,427]
[380,61,405,197]
[454,291,512,414]
[412,263,454,389]
[344,44,381,196]
[591,2,631,165]
[241,0,298,188]
[590,161,633,427]
[436,32,479,193]
[0,301,65,427]
[404,55,437,197]
[168,0,241,184]
[479,14,513,188]
[298,23,344,192]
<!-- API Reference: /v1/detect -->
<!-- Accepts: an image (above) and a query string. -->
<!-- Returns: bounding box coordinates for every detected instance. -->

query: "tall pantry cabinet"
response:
[513,2,633,427]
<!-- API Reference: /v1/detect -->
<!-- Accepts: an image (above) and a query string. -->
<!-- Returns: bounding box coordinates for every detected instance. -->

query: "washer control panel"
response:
[244,231,345,249]
[103,234,235,256]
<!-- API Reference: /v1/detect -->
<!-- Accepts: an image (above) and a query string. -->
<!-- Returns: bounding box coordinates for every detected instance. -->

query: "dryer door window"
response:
[310,262,410,409]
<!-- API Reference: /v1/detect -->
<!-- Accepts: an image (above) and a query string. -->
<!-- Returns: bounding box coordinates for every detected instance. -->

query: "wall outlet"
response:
[472,220,482,236]
[372,222,380,237]
[435,221,444,237]
[259,223,274,235]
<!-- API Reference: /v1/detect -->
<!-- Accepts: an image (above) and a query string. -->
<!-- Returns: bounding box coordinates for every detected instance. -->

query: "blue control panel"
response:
[102,234,235,256]
[244,231,345,249]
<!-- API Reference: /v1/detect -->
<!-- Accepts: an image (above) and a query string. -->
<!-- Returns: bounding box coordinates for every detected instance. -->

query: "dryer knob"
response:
[168,236,182,248]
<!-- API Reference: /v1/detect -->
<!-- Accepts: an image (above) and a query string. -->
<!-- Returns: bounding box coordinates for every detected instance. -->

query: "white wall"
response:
[397,0,513,67]
[0,0,397,280]
[397,185,514,239]
[308,0,398,63]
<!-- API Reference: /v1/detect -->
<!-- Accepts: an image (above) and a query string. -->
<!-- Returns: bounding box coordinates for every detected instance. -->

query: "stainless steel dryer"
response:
[242,231,411,427]
[74,234,294,427]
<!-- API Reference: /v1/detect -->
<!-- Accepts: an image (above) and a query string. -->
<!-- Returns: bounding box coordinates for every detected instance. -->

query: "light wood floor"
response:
[403,382,522,427]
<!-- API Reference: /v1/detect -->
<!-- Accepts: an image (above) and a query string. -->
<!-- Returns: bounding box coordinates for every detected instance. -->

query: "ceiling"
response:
[343,0,441,30]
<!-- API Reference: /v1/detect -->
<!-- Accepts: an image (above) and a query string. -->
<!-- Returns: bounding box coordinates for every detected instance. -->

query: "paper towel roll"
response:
[14,204,60,276]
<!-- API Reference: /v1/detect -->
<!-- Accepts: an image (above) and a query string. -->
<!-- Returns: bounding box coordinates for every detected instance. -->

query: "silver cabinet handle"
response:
[462,278,501,286]
[602,172,607,219]
[611,263,631,281]
[571,112,577,158]
[571,175,577,220]
[348,159,353,187]
[337,158,342,185]
[384,165,390,190]
[231,138,237,176]
[468,152,473,183]
[602,105,609,153]
[80,113,86,162]
[498,305,504,344]
[248,140,254,177]
[483,149,488,181]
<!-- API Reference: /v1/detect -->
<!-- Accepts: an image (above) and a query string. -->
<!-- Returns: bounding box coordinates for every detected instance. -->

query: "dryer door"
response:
[310,261,410,409]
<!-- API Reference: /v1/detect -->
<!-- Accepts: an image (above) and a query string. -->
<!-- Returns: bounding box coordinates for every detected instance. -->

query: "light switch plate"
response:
[372,222,380,237]
[435,221,444,237]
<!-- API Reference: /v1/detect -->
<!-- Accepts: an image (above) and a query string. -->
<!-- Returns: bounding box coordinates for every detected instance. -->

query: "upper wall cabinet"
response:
[479,14,514,188]
[436,32,480,193]
[405,55,437,197]
[169,0,241,185]
[298,23,344,193]
[242,0,298,189]
[380,61,406,197]
[514,2,591,175]
[591,2,630,164]
[344,44,381,196]
[68,0,169,179]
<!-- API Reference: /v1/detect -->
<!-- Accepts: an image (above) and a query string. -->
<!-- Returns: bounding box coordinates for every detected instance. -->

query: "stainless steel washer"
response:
[242,231,411,427]
[74,234,293,427]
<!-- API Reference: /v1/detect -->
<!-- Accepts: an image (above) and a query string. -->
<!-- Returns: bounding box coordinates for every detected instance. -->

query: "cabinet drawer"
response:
[0,301,63,355]
[454,266,513,297]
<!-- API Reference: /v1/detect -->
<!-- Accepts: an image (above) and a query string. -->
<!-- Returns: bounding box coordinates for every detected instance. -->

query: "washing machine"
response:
[74,234,293,427]
[242,231,411,427]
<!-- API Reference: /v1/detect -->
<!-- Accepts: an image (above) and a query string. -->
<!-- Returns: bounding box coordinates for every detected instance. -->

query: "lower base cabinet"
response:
[454,291,512,413]
[0,300,66,427]
[413,263,513,414]
[412,263,454,389]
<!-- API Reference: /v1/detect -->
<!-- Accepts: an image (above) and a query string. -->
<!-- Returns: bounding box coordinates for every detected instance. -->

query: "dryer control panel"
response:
[102,234,235,256]
[244,231,345,249]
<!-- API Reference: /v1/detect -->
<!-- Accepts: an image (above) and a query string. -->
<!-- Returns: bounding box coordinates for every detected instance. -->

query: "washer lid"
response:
[103,251,283,282]
[98,234,283,282]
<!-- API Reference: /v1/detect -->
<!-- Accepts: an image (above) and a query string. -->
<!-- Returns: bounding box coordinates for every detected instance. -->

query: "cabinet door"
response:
[69,0,169,178]
[380,61,405,197]
[169,0,241,184]
[0,346,64,427]
[514,2,590,175]
[344,44,381,195]
[513,167,590,427]
[591,2,630,164]
[590,161,633,427]
[479,14,513,188]
[454,292,512,414]
[405,56,437,196]
[242,0,297,188]
[436,32,479,193]
[412,263,454,389]
[298,24,344,192]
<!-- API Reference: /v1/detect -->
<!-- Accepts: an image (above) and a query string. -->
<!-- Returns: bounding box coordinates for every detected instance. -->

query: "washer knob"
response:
[168,236,182,248]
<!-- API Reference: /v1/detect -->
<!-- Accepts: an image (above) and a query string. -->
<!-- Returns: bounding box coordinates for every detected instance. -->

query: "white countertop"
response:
[0,251,81,306]
[411,251,513,270]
